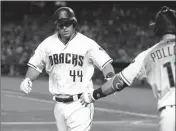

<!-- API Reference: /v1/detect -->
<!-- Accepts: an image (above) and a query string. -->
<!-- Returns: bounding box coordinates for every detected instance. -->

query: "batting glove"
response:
[20,78,32,94]
[80,89,95,107]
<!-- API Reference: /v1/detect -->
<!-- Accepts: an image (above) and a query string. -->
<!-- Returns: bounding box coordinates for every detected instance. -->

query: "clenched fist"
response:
[20,78,32,94]
[80,89,95,107]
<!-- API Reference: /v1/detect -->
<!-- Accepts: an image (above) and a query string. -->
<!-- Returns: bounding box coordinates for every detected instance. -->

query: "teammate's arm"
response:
[80,72,128,105]
[92,73,128,100]
[81,50,147,105]
[94,50,148,99]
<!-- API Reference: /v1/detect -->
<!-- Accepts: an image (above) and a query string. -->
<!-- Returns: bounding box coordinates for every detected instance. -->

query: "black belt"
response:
[54,93,82,103]
[159,105,175,112]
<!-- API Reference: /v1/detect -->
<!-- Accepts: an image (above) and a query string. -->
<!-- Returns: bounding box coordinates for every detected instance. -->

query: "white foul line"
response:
[1,121,157,126]
[2,90,158,118]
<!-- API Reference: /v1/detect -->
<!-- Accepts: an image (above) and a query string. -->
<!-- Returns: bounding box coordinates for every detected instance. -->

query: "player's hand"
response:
[20,78,32,94]
[80,89,95,107]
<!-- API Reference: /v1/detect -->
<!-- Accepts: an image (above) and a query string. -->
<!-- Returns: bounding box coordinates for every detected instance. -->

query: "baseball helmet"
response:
[151,6,176,36]
[53,7,77,26]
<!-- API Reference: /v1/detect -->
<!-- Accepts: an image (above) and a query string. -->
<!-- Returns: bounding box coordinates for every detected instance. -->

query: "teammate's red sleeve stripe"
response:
[120,72,130,86]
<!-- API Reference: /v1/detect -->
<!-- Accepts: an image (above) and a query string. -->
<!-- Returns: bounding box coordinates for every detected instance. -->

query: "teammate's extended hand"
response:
[80,89,95,107]
[20,78,32,94]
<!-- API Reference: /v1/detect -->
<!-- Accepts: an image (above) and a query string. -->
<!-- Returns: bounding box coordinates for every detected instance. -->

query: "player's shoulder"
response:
[43,33,57,43]
[77,32,98,45]
[146,43,159,54]
[136,49,150,59]
[139,43,161,66]
[133,46,153,64]
[140,45,157,60]
[145,39,167,55]
[39,33,57,47]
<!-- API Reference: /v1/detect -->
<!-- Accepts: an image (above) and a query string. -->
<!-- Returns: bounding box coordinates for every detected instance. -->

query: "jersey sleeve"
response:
[119,50,147,86]
[27,42,46,73]
[88,41,113,70]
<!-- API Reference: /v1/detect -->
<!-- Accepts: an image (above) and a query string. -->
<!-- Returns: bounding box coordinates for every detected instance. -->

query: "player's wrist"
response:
[92,88,107,100]
[25,77,32,82]
[25,77,31,81]
[25,78,32,86]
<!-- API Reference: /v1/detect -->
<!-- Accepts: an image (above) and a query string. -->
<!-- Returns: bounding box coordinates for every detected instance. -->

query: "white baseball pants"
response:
[54,99,94,131]
[159,105,175,131]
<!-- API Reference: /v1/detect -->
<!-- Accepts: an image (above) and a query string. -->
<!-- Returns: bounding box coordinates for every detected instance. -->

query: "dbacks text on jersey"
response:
[49,53,84,67]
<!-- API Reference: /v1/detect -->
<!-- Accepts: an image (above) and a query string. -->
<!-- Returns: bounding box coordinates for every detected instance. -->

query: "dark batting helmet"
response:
[53,7,77,26]
[151,6,176,36]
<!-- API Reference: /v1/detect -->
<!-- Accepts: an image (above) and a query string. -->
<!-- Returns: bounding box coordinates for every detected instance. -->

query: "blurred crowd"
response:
[2,4,158,76]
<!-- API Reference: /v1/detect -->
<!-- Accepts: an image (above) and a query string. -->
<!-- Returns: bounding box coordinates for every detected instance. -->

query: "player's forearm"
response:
[25,66,41,81]
[92,77,115,99]
[102,63,115,80]
[92,74,128,100]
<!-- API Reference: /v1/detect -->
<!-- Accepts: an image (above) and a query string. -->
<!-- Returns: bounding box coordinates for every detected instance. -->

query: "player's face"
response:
[56,20,75,39]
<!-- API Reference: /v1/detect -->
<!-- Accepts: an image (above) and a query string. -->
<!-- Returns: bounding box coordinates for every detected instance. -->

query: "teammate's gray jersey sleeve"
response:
[88,41,113,70]
[27,42,46,73]
[120,50,147,86]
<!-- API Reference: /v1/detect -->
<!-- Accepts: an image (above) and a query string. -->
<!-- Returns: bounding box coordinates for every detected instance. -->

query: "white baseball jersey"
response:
[119,35,175,110]
[27,32,112,95]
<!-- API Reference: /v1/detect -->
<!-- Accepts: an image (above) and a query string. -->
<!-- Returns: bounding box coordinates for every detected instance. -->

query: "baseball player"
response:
[20,7,115,131]
[81,6,176,131]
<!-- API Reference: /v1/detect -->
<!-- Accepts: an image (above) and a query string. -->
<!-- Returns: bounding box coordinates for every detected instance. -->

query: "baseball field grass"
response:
[1,76,159,131]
